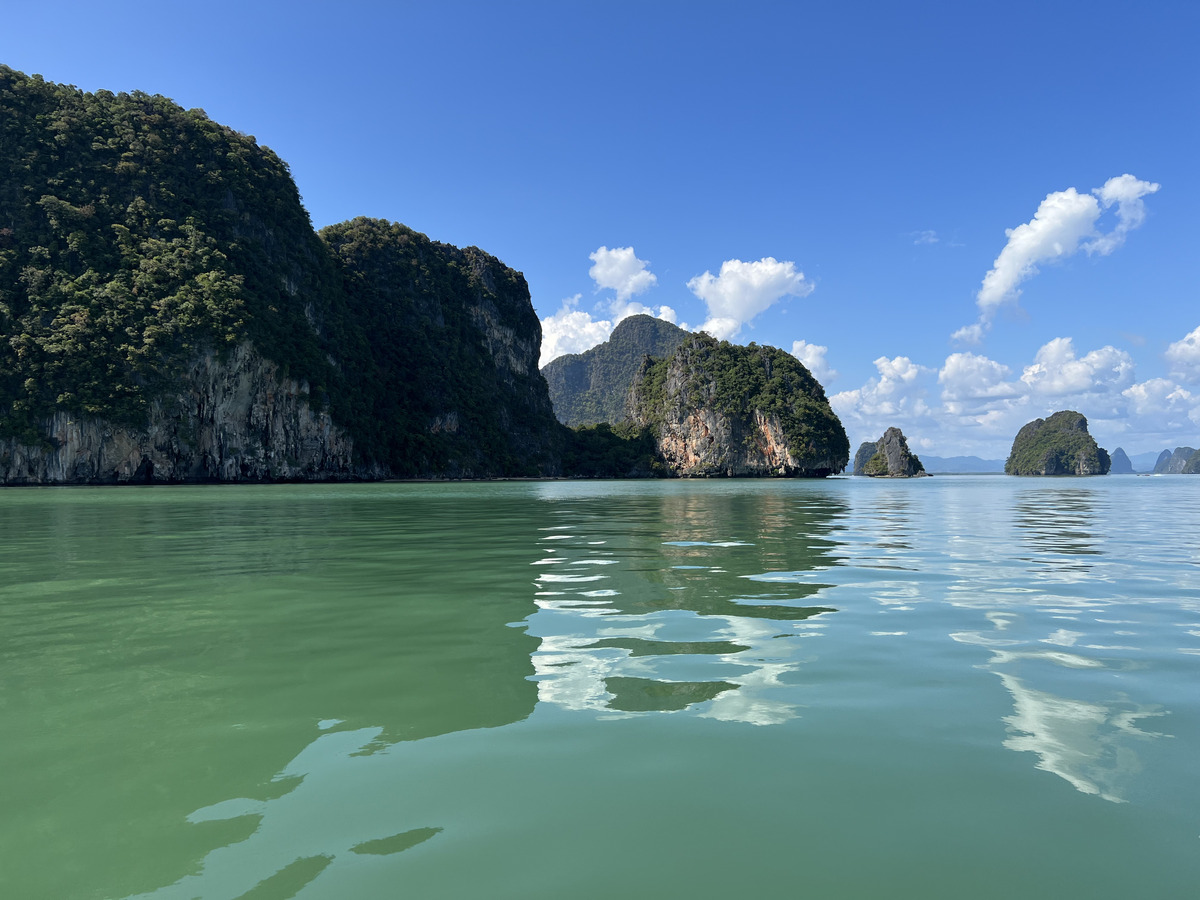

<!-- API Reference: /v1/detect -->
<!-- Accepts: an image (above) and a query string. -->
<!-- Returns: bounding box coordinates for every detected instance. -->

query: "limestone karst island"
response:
[0,66,849,485]
[1004,411,1110,476]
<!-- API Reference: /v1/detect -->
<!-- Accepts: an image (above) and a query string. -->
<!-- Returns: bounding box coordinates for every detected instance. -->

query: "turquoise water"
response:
[1,476,1198,898]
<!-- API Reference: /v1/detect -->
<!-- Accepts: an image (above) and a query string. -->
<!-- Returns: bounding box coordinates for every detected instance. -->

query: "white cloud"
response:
[954,175,1159,344]
[912,230,939,245]
[588,246,657,302]
[831,355,934,425]
[1019,338,1135,396]
[538,295,680,368]
[790,340,837,384]
[538,295,614,367]
[688,257,812,340]
[1165,325,1200,383]
[1122,378,1194,418]
[939,352,1018,410]
[1086,174,1161,256]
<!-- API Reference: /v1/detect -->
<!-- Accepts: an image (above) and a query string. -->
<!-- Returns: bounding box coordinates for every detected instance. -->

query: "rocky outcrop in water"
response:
[1109,447,1134,474]
[627,335,848,477]
[854,427,927,477]
[1005,411,1110,476]
[1152,446,1197,474]
[1184,450,1200,474]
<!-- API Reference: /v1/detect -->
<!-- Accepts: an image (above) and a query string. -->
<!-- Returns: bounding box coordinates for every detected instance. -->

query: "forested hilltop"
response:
[0,65,561,480]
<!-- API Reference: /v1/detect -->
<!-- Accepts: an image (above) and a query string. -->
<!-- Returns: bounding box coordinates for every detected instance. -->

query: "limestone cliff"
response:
[0,67,563,483]
[1152,446,1197,474]
[855,427,927,477]
[627,335,848,477]
[1005,411,1110,476]
[542,314,689,426]
[853,441,878,476]
[0,343,362,484]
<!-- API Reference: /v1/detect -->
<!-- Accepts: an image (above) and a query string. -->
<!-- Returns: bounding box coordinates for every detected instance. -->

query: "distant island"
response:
[852,428,926,477]
[919,455,1005,474]
[1109,447,1135,474]
[1005,411,1110,476]
[0,66,848,485]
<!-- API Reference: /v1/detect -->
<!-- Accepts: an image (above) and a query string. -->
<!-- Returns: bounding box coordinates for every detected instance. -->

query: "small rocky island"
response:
[853,427,927,477]
[1005,411,1110,476]
[626,334,849,477]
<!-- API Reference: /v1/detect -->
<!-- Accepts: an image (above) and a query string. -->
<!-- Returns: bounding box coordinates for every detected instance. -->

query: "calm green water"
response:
[2,476,1198,899]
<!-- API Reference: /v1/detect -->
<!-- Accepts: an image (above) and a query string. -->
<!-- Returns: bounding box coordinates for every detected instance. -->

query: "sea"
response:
[1,475,1198,899]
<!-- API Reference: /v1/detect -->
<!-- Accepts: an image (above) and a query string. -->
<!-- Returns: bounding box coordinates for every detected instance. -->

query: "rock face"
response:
[541,315,689,426]
[0,343,359,484]
[0,67,563,483]
[1183,450,1200,474]
[853,441,878,475]
[855,427,927,477]
[1109,447,1135,474]
[1005,411,1111,476]
[1153,446,1197,474]
[627,335,848,477]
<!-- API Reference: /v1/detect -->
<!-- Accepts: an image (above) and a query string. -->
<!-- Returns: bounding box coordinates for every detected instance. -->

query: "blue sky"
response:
[5,1,1197,457]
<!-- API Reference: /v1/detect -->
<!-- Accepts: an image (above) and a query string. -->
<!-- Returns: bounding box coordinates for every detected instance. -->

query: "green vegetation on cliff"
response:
[631,334,849,475]
[562,422,666,478]
[0,65,337,439]
[319,218,561,476]
[0,66,561,477]
[1184,450,1200,474]
[541,314,688,426]
[1005,410,1110,476]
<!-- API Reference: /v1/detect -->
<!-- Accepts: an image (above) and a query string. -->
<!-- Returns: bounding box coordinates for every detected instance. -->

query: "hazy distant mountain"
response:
[920,456,1005,474]
[1109,447,1134,474]
[1154,447,1197,474]
[541,315,689,426]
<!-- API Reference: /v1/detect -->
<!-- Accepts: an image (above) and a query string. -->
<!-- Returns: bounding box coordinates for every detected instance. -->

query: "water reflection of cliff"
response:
[527,482,847,726]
